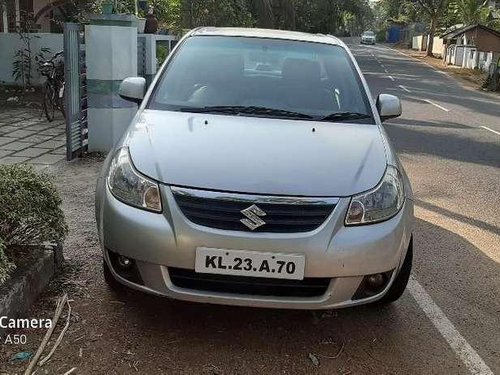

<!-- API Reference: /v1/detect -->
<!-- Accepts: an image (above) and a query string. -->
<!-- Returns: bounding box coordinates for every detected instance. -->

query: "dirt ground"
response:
[0,155,107,374]
[0,86,43,110]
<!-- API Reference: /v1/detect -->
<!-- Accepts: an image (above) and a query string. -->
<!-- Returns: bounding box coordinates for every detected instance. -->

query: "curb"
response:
[0,244,63,335]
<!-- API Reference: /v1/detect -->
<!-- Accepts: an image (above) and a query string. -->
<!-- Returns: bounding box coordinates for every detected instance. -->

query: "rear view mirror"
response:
[119,77,146,104]
[376,94,401,122]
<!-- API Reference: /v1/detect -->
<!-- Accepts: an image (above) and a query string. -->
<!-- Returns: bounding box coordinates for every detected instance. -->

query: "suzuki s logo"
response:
[240,204,266,230]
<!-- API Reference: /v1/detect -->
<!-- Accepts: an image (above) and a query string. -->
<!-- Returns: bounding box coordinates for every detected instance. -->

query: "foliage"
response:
[156,44,169,66]
[60,0,377,35]
[150,0,182,32]
[177,0,375,35]
[181,0,254,29]
[12,41,32,88]
[0,238,16,285]
[0,164,68,247]
[412,0,449,55]
[11,12,37,88]
[449,0,490,25]
[10,11,52,89]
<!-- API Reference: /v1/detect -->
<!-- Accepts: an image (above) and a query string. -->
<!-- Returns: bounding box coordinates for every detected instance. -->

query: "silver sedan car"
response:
[95,27,414,309]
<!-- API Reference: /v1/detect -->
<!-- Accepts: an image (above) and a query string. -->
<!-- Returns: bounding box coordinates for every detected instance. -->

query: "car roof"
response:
[191,27,343,46]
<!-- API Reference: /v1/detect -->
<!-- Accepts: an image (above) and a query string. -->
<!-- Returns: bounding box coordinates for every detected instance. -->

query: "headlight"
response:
[107,147,162,212]
[345,166,404,225]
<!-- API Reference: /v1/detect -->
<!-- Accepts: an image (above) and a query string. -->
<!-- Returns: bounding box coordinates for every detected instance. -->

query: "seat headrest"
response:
[282,58,321,83]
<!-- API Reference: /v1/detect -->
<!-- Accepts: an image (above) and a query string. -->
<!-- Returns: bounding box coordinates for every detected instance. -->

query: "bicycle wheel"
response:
[42,82,56,122]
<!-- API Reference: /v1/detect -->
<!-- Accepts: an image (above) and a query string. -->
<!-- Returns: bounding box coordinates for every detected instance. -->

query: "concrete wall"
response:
[412,35,422,50]
[0,32,63,85]
[431,37,445,57]
[411,35,444,56]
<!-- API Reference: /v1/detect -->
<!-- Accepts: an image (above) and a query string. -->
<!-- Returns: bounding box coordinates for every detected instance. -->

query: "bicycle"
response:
[38,50,65,122]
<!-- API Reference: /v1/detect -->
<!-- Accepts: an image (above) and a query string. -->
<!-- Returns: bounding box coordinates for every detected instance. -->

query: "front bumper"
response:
[97,183,413,309]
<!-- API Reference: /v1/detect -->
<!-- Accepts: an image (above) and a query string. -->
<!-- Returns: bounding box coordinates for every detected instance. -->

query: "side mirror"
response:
[376,94,401,122]
[119,77,146,104]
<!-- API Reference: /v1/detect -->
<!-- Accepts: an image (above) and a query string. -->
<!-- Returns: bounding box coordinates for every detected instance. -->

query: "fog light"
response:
[366,274,385,290]
[107,250,144,285]
[117,255,133,269]
[353,271,392,300]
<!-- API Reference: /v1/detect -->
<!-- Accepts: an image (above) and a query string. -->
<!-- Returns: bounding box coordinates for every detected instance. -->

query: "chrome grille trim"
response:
[171,186,339,233]
[170,186,340,206]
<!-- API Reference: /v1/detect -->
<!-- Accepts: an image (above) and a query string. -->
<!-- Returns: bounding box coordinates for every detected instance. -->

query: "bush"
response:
[376,29,386,43]
[0,164,68,282]
[0,238,16,285]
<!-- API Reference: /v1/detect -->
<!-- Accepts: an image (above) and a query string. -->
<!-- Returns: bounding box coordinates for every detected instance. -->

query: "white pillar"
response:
[86,14,138,152]
[143,34,157,86]
[2,3,8,33]
[15,0,20,28]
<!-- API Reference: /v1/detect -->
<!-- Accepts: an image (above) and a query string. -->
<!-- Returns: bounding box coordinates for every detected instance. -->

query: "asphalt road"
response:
[1,44,499,375]
[348,43,500,374]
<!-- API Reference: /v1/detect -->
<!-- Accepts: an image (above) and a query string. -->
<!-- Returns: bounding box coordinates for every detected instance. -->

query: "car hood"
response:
[126,110,387,197]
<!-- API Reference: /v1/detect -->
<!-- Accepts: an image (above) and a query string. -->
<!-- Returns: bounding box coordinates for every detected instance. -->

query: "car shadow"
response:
[389,118,473,130]
[383,121,500,168]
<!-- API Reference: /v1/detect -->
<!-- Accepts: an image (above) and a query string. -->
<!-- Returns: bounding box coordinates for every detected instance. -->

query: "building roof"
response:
[440,24,464,38]
[191,27,343,46]
[442,23,500,40]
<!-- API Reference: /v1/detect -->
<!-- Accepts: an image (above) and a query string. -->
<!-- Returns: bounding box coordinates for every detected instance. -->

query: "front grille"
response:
[169,268,331,297]
[172,189,336,233]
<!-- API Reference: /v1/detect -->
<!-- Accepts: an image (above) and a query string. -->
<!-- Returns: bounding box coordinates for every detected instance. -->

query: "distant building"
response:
[442,24,500,71]
[1,0,66,33]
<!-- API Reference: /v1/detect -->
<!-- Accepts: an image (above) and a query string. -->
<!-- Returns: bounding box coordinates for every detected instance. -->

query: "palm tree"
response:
[451,0,489,25]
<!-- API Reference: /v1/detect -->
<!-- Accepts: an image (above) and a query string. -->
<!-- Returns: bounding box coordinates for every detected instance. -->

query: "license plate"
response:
[195,247,305,280]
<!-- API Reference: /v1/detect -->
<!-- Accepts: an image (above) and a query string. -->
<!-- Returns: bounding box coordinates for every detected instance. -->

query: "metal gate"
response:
[64,23,88,161]
[137,35,146,78]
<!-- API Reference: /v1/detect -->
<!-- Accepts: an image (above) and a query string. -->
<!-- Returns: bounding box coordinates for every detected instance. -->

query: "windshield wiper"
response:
[318,112,372,122]
[180,105,313,120]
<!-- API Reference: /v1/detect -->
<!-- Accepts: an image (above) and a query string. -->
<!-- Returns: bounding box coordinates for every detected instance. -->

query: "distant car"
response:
[96,27,413,310]
[361,31,376,45]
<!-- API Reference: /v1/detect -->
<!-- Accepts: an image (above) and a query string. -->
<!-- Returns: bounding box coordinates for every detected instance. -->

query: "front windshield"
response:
[363,31,375,36]
[148,36,373,122]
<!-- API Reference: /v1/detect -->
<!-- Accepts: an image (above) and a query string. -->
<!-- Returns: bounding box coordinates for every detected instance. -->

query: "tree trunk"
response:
[427,14,437,57]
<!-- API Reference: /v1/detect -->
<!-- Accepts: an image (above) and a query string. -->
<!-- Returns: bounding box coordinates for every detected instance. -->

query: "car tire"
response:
[378,237,413,304]
[103,259,126,293]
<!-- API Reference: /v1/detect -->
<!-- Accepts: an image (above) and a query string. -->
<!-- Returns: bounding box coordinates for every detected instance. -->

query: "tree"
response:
[181,0,253,29]
[450,0,489,25]
[250,0,274,28]
[413,0,448,56]
[174,0,374,36]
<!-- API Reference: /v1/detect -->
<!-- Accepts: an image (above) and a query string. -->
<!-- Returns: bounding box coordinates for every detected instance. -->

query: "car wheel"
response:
[103,259,126,293]
[378,237,413,304]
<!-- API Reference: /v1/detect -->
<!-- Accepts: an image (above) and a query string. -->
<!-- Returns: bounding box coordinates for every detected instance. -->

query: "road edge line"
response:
[479,126,500,136]
[408,277,494,375]
[423,99,449,112]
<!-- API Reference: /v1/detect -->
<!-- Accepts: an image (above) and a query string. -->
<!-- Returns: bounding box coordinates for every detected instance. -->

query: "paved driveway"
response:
[0,108,66,168]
